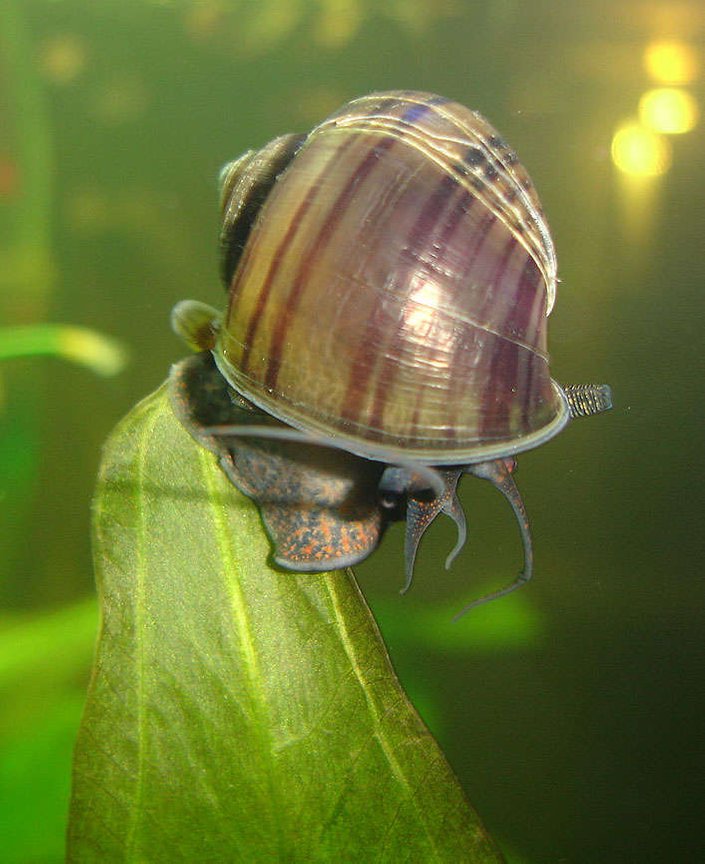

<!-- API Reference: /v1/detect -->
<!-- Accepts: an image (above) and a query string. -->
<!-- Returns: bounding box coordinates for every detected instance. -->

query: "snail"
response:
[169,90,612,613]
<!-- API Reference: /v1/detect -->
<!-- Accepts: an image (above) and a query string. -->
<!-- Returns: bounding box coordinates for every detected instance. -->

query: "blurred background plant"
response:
[1,1,703,862]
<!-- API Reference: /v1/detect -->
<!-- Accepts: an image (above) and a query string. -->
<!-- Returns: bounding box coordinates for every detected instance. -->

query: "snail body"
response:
[170,91,611,611]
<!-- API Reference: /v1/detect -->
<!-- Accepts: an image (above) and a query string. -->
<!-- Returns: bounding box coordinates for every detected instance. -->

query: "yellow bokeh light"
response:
[40,34,86,85]
[611,122,672,178]
[315,0,363,47]
[644,40,699,85]
[639,87,698,134]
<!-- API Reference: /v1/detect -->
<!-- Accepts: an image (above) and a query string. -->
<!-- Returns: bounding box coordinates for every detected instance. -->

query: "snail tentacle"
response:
[401,469,466,595]
[453,458,533,618]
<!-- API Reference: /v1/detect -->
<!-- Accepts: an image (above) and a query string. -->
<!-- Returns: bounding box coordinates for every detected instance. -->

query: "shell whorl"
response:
[219,132,306,287]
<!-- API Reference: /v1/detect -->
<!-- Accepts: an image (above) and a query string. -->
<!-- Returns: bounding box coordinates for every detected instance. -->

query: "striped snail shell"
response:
[170,90,612,612]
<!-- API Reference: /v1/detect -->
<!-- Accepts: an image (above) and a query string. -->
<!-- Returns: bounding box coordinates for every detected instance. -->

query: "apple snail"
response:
[170,90,611,612]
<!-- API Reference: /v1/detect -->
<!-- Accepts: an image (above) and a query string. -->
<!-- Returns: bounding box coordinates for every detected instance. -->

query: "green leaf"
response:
[67,384,503,863]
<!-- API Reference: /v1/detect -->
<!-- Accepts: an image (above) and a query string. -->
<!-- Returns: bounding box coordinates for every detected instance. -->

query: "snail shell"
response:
[216,90,568,465]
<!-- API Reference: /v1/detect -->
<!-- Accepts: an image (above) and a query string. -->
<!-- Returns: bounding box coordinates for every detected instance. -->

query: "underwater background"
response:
[1,1,704,861]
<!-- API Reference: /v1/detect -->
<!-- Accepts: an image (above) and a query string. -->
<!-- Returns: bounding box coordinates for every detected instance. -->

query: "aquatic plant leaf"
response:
[0,324,128,376]
[67,385,503,863]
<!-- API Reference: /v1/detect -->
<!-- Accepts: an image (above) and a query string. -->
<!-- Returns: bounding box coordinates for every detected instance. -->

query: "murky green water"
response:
[2,2,704,861]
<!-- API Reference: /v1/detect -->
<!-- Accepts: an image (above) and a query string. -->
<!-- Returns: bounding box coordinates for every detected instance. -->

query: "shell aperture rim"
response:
[212,341,572,467]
